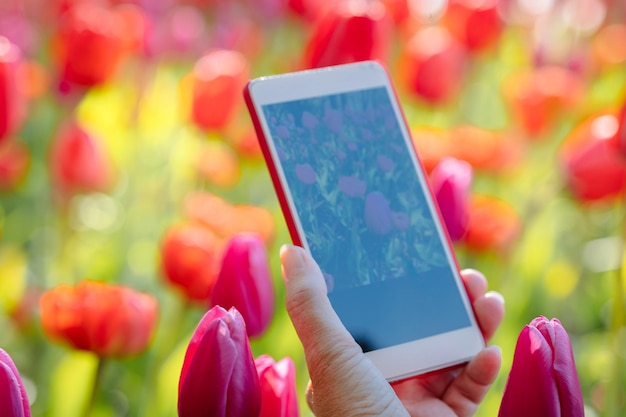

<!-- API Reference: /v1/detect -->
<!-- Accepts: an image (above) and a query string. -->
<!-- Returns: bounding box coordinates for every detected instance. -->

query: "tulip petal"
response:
[498,325,560,417]
[0,349,30,417]
[256,355,299,417]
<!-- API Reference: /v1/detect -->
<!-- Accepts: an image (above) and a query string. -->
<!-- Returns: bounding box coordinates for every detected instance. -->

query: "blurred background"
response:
[0,0,625,415]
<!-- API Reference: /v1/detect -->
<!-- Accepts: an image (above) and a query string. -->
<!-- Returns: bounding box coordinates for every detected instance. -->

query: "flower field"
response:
[0,0,625,416]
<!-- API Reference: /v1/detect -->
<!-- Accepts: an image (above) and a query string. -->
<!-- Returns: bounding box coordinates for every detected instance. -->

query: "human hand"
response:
[280,244,504,417]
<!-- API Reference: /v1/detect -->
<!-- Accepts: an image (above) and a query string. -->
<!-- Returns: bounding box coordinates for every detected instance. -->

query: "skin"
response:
[280,244,505,417]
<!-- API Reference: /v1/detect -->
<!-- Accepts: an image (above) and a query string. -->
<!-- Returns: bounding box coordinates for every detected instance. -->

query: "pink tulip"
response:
[429,157,472,241]
[178,306,261,417]
[0,36,26,142]
[211,233,275,338]
[255,355,300,417]
[498,317,584,417]
[0,348,31,417]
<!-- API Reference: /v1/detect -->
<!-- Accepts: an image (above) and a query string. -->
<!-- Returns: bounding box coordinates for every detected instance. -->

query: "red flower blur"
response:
[178,306,261,417]
[160,222,224,303]
[0,139,30,191]
[187,49,249,132]
[559,112,626,203]
[255,355,300,417]
[48,121,113,196]
[301,0,392,69]
[463,194,522,254]
[430,157,472,242]
[40,281,158,357]
[397,26,467,105]
[0,36,26,141]
[499,317,584,417]
[211,233,275,338]
[0,348,31,417]
[53,3,127,88]
[441,0,503,53]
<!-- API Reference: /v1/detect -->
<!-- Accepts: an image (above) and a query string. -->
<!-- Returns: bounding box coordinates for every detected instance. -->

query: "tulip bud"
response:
[0,36,26,141]
[0,349,31,417]
[440,0,502,52]
[212,233,275,338]
[40,281,159,357]
[301,0,392,69]
[462,194,521,254]
[255,355,300,417]
[430,157,472,242]
[160,222,224,303]
[499,316,584,417]
[178,306,261,417]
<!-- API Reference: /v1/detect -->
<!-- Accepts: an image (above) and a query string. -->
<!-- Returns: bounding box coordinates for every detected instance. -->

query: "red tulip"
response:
[559,112,626,203]
[0,138,30,191]
[187,49,249,132]
[397,26,467,104]
[613,97,626,157]
[463,194,521,254]
[441,0,502,52]
[0,36,26,141]
[499,317,584,417]
[212,233,275,338]
[0,348,31,417]
[301,0,393,69]
[48,121,113,195]
[54,4,126,87]
[429,157,472,242]
[255,355,300,417]
[39,281,159,357]
[160,222,224,303]
[178,306,261,417]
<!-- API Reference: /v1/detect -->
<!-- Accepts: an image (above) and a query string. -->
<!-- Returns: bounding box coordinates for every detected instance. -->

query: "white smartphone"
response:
[244,61,484,382]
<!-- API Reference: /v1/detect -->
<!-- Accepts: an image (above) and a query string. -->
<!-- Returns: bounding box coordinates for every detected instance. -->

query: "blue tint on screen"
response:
[262,87,470,351]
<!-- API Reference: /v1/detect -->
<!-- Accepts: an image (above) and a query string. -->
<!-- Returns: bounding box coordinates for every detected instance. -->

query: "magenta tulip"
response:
[0,348,31,417]
[211,233,275,338]
[255,355,300,417]
[178,306,261,417]
[498,317,584,417]
[429,157,472,241]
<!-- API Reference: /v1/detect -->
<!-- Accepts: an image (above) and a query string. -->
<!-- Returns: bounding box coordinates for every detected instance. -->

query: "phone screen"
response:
[261,86,471,352]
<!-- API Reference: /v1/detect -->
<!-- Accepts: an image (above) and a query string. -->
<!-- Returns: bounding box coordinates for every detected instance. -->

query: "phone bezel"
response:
[244,60,484,382]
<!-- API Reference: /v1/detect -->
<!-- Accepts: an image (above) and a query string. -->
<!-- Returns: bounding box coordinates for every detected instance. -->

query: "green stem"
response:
[82,356,106,417]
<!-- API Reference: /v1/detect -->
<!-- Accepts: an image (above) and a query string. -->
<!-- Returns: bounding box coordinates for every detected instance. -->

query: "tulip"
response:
[397,26,467,105]
[160,222,224,303]
[0,36,26,141]
[0,138,30,191]
[187,49,249,132]
[40,281,159,357]
[212,233,275,338]
[499,316,584,417]
[0,348,31,417]
[178,306,261,417]
[255,355,300,417]
[429,157,472,242]
[295,163,317,184]
[54,3,126,88]
[462,194,521,254]
[364,191,393,235]
[440,0,502,52]
[48,121,113,196]
[613,97,626,157]
[301,0,392,69]
[559,113,626,203]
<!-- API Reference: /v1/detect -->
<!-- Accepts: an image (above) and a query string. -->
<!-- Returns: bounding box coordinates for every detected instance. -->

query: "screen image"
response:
[262,87,471,351]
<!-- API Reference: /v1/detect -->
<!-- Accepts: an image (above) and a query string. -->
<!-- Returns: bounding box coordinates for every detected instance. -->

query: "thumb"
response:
[280,244,355,356]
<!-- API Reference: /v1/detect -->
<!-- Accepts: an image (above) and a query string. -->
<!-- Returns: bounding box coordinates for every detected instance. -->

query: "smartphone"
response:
[244,60,484,382]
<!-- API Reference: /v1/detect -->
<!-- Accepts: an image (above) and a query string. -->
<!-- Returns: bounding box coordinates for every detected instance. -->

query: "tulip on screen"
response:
[211,233,275,338]
[499,316,584,417]
[429,157,472,242]
[0,348,31,417]
[255,355,300,417]
[178,306,260,417]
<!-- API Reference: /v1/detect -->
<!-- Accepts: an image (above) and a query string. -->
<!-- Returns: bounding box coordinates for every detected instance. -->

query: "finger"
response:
[461,269,504,341]
[442,345,502,417]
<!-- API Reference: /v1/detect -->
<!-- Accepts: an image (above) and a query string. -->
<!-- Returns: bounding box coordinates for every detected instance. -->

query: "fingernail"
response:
[485,290,505,305]
[280,244,306,281]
